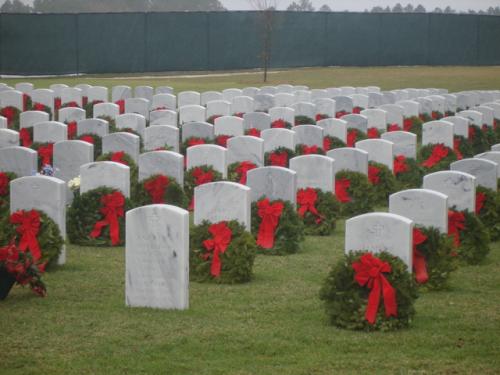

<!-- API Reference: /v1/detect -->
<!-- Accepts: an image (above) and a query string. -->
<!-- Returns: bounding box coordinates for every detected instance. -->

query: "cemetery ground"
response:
[1,66,500,374]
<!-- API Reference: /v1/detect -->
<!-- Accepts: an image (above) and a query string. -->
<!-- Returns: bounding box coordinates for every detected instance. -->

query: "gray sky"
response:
[223,0,500,11]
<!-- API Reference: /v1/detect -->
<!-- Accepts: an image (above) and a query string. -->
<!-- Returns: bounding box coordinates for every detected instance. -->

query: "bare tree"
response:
[248,0,279,82]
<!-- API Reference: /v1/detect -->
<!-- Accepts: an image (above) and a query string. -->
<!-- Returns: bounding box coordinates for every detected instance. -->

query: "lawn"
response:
[1,67,500,374]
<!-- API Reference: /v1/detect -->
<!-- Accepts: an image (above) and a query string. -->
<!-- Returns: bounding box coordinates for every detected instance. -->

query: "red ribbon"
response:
[352,253,398,324]
[111,151,128,166]
[144,175,169,204]
[323,137,332,151]
[54,98,62,110]
[368,165,381,185]
[335,110,348,119]
[432,111,439,120]
[421,144,449,168]
[256,198,284,249]
[448,210,466,248]
[187,137,206,147]
[269,151,288,167]
[1,107,16,127]
[202,222,232,277]
[64,101,79,108]
[388,124,402,132]
[0,172,8,196]
[234,112,244,118]
[393,155,409,176]
[115,100,125,114]
[19,128,32,147]
[89,191,125,245]
[347,129,357,147]
[468,126,475,140]
[23,94,30,111]
[33,102,46,112]
[316,113,329,121]
[67,121,77,140]
[475,192,486,215]
[367,128,380,139]
[10,210,41,261]
[301,145,319,155]
[335,178,351,203]
[352,107,362,114]
[246,128,261,137]
[271,119,287,128]
[235,161,257,184]
[80,135,95,144]
[412,228,429,284]
[38,143,54,166]
[216,135,231,148]
[188,167,214,210]
[403,118,413,131]
[297,188,323,223]
[453,138,463,160]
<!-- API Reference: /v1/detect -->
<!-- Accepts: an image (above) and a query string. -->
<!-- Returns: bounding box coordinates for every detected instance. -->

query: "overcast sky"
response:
[223,0,500,11]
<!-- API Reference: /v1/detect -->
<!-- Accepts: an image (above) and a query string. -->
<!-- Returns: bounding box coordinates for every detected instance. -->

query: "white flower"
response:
[68,176,81,191]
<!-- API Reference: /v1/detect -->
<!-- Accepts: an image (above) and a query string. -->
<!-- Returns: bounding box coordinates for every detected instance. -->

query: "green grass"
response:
[2,66,500,93]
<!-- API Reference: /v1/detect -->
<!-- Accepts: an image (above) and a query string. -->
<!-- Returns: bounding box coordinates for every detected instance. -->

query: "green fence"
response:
[0,11,499,75]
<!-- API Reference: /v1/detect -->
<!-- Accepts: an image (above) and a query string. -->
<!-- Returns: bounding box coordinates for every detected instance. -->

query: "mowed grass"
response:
[1,67,500,374]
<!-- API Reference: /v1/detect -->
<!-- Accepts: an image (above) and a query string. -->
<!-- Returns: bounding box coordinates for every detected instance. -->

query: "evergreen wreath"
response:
[481,125,497,147]
[319,251,418,331]
[97,152,139,193]
[335,171,376,217]
[97,115,116,129]
[450,208,490,265]
[251,198,304,256]
[30,142,54,171]
[368,161,398,206]
[264,147,295,168]
[18,127,34,147]
[346,128,367,147]
[190,220,257,284]
[453,135,474,160]
[83,100,104,118]
[134,174,187,208]
[184,165,223,209]
[67,187,134,247]
[0,106,21,130]
[31,102,52,119]
[468,125,490,155]
[180,137,212,155]
[418,144,458,173]
[294,144,325,156]
[294,115,316,125]
[77,133,103,159]
[0,172,17,218]
[322,136,346,152]
[296,188,340,236]
[393,156,423,190]
[475,186,500,242]
[405,117,423,142]
[271,119,293,129]
[227,161,258,185]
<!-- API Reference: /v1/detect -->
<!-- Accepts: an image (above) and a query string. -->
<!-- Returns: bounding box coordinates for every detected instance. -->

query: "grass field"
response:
[1,67,500,374]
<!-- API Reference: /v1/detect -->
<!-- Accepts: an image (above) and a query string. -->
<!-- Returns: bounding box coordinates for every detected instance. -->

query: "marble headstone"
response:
[442,116,469,138]
[115,113,146,137]
[93,103,120,120]
[327,147,368,175]
[179,105,206,124]
[269,107,295,125]
[144,125,179,152]
[58,107,86,124]
[341,114,368,133]
[360,109,387,131]
[381,131,417,159]
[261,128,296,152]
[0,146,37,176]
[214,116,244,137]
[33,121,68,143]
[178,91,201,107]
[316,118,347,143]
[422,120,454,148]
[475,151,500,175]
[138,151,184,184]
[356,139,394,171]
[150,110,178,127]
[227,136,265,166]
[186,144,227,178]
[423,171,476,213]
[77,118,109,137]
[243,112,271,131]
[181,122,214,142]
[230,96,254,115]
[102,132,141,163]
[0,129,19,148]
[80,161,130,197]
[289,155,335,192]
[20,111,50,129]
[450,158,498,190]
[246,166,297,205]
[206,100,231,118]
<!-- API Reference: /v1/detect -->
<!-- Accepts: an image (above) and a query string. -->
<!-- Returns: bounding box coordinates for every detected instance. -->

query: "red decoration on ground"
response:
[202,222,233,277]
[256,198,284,249]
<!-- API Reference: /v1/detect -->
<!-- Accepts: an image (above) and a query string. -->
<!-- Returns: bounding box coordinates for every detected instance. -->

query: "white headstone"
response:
[261,128,296,152]
[290,155,335,192]
[138,151,184,184]
[355,139,394,171]
[102,132,141,163]
[246,166,297,205]
[144,125,179,152]
[422,120,454,148]
[381,131,417,159]
[227,136,264,166]
[0,129,19,148]
[450,158,498,190]
[186,144,227,178]
[80,161,130,197]
[0,146,37,176]
[327,147,368,175]
[423,171,476,212]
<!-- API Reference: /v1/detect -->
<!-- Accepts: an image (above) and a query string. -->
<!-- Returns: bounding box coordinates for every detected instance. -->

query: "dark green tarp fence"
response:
[0,11,499,75]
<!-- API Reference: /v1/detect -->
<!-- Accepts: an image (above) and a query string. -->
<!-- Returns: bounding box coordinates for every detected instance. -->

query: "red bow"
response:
[1,107,16,127]
[80,135,95,144]
[19,128,32,147]
[368,165,381,185]
[403,119,413,132]
[90,191,125,245]
[475,192,486,215]
[323,137,332,151]
[111,151,128,166]
[297,188,323,223]
[115,100,125,114]
[431,111,439,120]
[234,112,244,118]
[412,228,429,284]
[67,121,77,140]
[301,145,318,155]
[335,111,348,119]
[235,161,257,184]
[453,138,463,160]
[352,107,361,114]
[421,144,449,168]
[335,178,351,203]
[367,128,380,139]
[316,113,329,121]
[82,96,88,106]
[269,151,288,167]
[23,94,30,111]
[271,119,287,128]
[54,98,62,110]
[144,175,169,204]
[33,102,46,112]
[187,137,206,147]
[256,198,284,249]
[0,172,8,196]
[393,155,409,175]
[188,167,214,210]
[216,135,231,148]
[202,222,232,277]
[38,143,54,166]
[247,128,261,137]
[468,126,475,140]
[448,210,466,248]
[388,124,402,132]
[10,210,41,261]
[352,253,398,324]
[347,129,357,147]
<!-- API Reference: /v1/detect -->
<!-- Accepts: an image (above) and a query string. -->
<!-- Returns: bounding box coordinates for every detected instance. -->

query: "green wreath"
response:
[319,250,418,331]
[18,127,34,147]
[0,209,63,270]
[420,113,432,123]
[454,135,474,159]
[67,187,134,247]
[405,117,423,143]
[227,161,257,184]
[180,137,213,155]
[468,125,490,155]
[394,157,423,190]
[414,226,457,291]
[335,171,376,217]
[476,186,500,242]
[264,147,296,168]
[271,119,293,129]
[368,162,398,206]
[454,209,490,265]
[0,172,17,218]
[481,125,497,147]
[347,128,367,146]
[134,174,187,208]
[97,115,116,129]
[294,115,316,125]
[190,220,257,284]
[251,198,304,256]
[77,133,103,159]
[0,106,21,131]
[30,142,54,170]
[322,136,346,152]
[297,188,339,236]
[97,152,138,195]
[294,144,326,156]
[184,165,223,206]
[418,144,458,173]
[495,119,500,141]
[31,103,52,119]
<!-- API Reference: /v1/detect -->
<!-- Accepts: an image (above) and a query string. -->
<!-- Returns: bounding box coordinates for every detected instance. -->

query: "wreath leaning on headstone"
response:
[418,143,458,173]
[367,161,398,206]
[296,188,340,236]
[393,155,423,190]
[134,174,187,208]
[0,172,17,218]
[334,171,376,217]
[475,186,500,242]
[264,147,295,168]
[77,133,103,159]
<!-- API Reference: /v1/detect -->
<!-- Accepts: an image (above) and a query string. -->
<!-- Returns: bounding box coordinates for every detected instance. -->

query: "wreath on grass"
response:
[60,101,80,110]
[319,251,418,331]
[0,106,21,130]
[322,136,346,152]
[32,102,52,119]
[335,171,376,217]
[245,128,261,137]
[367,127,381,139]
[294,144,325,156]
[368,162,398,206]
[346,128,367,147]
[23,94,32,112]
[448,208,490,265]
[431,111,444,120]
[184,165,223,210]
[480,125,496,147]
[495,119,500,141]
[77,133,102,159]
[316,113,330,121]
[0,172,17,218]
[475,187,500,242]
[227,161,257,184]
[83,100,104,118]
[297,188,339,236]
[403,117,423,142]
[419,113,432,123]
[418,144,458,173]
[468,125,490,155]
[0,209,63,270]
[412,226,457,291]
[251,198,304,256]
[190,220,257,284]
[215,134,232,148]
[181,137,212,155]
[271,119,292,129]
[393,156,423,189]
[294,115,315,125]
[134,174,187,208]
[453,136,474,160]
[264,147,295,168]
[31,142,54,171]
[67,187,134,247]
